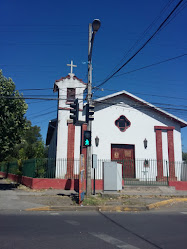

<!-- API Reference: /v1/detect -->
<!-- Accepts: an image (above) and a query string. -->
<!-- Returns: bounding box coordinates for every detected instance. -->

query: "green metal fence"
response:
[0,158,56,178]
[22,158,56,178]
[0,161,19,176]
[96,159,186,186]
[0,158,186,186]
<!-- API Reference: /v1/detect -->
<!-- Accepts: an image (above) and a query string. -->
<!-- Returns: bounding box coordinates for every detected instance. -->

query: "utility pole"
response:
[86,19,101,196]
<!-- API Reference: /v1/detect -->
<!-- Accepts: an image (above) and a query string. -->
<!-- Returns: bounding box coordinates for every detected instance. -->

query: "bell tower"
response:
[53,61,87,178]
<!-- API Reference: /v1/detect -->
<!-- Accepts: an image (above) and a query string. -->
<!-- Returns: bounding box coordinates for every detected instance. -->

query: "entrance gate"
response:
[111,144,168,186]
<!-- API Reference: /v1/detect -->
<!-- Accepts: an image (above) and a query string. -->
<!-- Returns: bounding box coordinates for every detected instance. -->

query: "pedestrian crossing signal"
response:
[84,131,91,147]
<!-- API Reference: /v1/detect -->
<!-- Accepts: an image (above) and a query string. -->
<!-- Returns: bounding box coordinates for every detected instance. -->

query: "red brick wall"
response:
[81,124,87,174]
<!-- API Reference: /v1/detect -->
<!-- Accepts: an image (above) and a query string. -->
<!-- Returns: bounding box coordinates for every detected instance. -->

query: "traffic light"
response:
[70,98,79,125]
[86,104,94,123]
[83,131,91,147]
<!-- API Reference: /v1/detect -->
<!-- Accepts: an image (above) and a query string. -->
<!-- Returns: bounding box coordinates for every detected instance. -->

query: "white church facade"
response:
[46,61,187,182]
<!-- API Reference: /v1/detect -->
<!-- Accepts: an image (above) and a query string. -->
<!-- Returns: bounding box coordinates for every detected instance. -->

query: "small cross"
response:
[67,60,77,75]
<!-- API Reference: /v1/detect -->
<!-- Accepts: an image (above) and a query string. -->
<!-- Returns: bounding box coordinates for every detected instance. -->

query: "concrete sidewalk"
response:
[0,177,187,212]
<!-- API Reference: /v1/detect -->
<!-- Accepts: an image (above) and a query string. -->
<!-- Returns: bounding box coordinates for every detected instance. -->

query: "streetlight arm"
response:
[88,31,95,63]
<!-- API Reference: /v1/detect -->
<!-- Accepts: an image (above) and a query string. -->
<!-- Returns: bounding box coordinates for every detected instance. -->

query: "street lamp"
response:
[86,19,101,197]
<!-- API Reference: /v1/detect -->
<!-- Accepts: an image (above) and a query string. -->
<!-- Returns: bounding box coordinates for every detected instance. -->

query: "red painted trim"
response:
[0,172,6,178]
[154,126,175,130]
[55,75,86,85]
[167,129,175,177]
[31,179,103,191]
[22,176,33,188]
[81,124,87,174]
[58,107,83,111]
[169,181,187,190]
[0,172,104,191]
[155,129,163,178]
[66,123,75,178]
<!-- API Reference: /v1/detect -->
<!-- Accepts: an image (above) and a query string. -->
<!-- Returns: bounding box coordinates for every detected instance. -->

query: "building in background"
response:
[46,62,187,181]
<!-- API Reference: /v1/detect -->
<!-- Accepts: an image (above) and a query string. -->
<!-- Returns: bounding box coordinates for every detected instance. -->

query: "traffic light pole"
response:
[86,23,93,197]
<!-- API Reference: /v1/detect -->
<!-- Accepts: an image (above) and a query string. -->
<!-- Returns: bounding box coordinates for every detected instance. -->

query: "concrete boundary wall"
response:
[0,172,103,191]
[169,181,187,190]
[1,171,187,191]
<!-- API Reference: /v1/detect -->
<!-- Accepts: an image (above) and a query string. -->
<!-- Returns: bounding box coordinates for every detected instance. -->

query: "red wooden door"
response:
[111,144,135,178]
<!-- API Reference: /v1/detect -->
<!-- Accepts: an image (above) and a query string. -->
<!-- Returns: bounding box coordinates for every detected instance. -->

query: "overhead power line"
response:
[94,53,187,85]
[94,88,187,101]
[18,88,53,91]
[94,99,187,114]
[157,0,187,33]
[113,53,187,78]
[105,0,174,78]
[95,0,184,90]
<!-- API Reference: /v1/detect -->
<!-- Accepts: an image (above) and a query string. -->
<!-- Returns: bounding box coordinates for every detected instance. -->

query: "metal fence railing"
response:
[0,158,187,185]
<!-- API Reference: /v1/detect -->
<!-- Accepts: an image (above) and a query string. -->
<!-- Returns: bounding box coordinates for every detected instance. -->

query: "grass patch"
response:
[82,196,105,206]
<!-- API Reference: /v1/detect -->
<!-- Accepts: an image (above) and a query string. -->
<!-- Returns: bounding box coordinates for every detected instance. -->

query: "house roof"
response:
[46,119,57,145]
[94,90,187,128]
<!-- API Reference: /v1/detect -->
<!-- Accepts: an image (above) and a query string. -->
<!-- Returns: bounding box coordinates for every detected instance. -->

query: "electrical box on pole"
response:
[86,104,94,123]
[83,130,91,147]
[70,98,79,125]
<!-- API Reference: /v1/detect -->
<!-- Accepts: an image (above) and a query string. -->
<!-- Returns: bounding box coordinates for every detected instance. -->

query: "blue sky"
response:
[1,0,187,151]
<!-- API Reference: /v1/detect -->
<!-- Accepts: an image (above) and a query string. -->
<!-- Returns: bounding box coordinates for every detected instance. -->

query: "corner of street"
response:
[1,176,187,213]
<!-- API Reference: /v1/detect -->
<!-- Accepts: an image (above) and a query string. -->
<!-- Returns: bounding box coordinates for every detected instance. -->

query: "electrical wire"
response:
[104,0,175,78]
[93,88,187,101]
[94,53,187,86]
[95,0,184,90]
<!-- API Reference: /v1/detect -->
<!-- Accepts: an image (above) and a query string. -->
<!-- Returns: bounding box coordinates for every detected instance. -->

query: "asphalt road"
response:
[0,210,186,249]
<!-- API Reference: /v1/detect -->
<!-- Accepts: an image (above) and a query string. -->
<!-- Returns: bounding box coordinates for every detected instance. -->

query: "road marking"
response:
[181,212,187,215]
[65,220,80,226]
[90,232,140,249]
[50,212,59,215]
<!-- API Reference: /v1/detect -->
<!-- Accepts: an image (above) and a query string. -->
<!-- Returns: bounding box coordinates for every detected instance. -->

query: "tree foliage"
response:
[13,120,48,160]
[0,70,28,161]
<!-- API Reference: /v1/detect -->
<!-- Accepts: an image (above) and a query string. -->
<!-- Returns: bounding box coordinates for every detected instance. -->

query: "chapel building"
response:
[46,61,187,182]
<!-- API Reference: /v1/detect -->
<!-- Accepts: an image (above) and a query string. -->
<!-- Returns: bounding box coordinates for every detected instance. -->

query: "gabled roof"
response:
[94,90,187,128]
[54,74,87,92]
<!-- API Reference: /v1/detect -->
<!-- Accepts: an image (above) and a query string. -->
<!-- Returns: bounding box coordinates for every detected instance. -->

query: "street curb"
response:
[25,198,187,212]
[25,205,148,212]
[147,198,187,210]
[25,206,99,212]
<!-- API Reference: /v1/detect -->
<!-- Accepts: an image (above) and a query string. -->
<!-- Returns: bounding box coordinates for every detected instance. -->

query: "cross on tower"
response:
[67,60,77,75]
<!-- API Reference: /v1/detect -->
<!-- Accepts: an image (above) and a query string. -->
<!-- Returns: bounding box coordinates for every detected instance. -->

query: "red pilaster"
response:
[167,129,176,178]
[81,124,87,174]
[66,123,75,178]
[155,129,163,179]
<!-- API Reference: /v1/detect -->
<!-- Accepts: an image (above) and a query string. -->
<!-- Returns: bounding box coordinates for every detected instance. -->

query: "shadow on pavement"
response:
[57,193,79,204]
[0,178,19,190]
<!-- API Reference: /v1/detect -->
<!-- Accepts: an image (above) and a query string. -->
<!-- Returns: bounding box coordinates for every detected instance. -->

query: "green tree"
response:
[0,70,27,161]
[13,120,47,160]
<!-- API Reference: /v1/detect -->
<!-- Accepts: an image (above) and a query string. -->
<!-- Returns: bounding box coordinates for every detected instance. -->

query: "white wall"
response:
[92,95,184,179]
[55,76,86,178]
